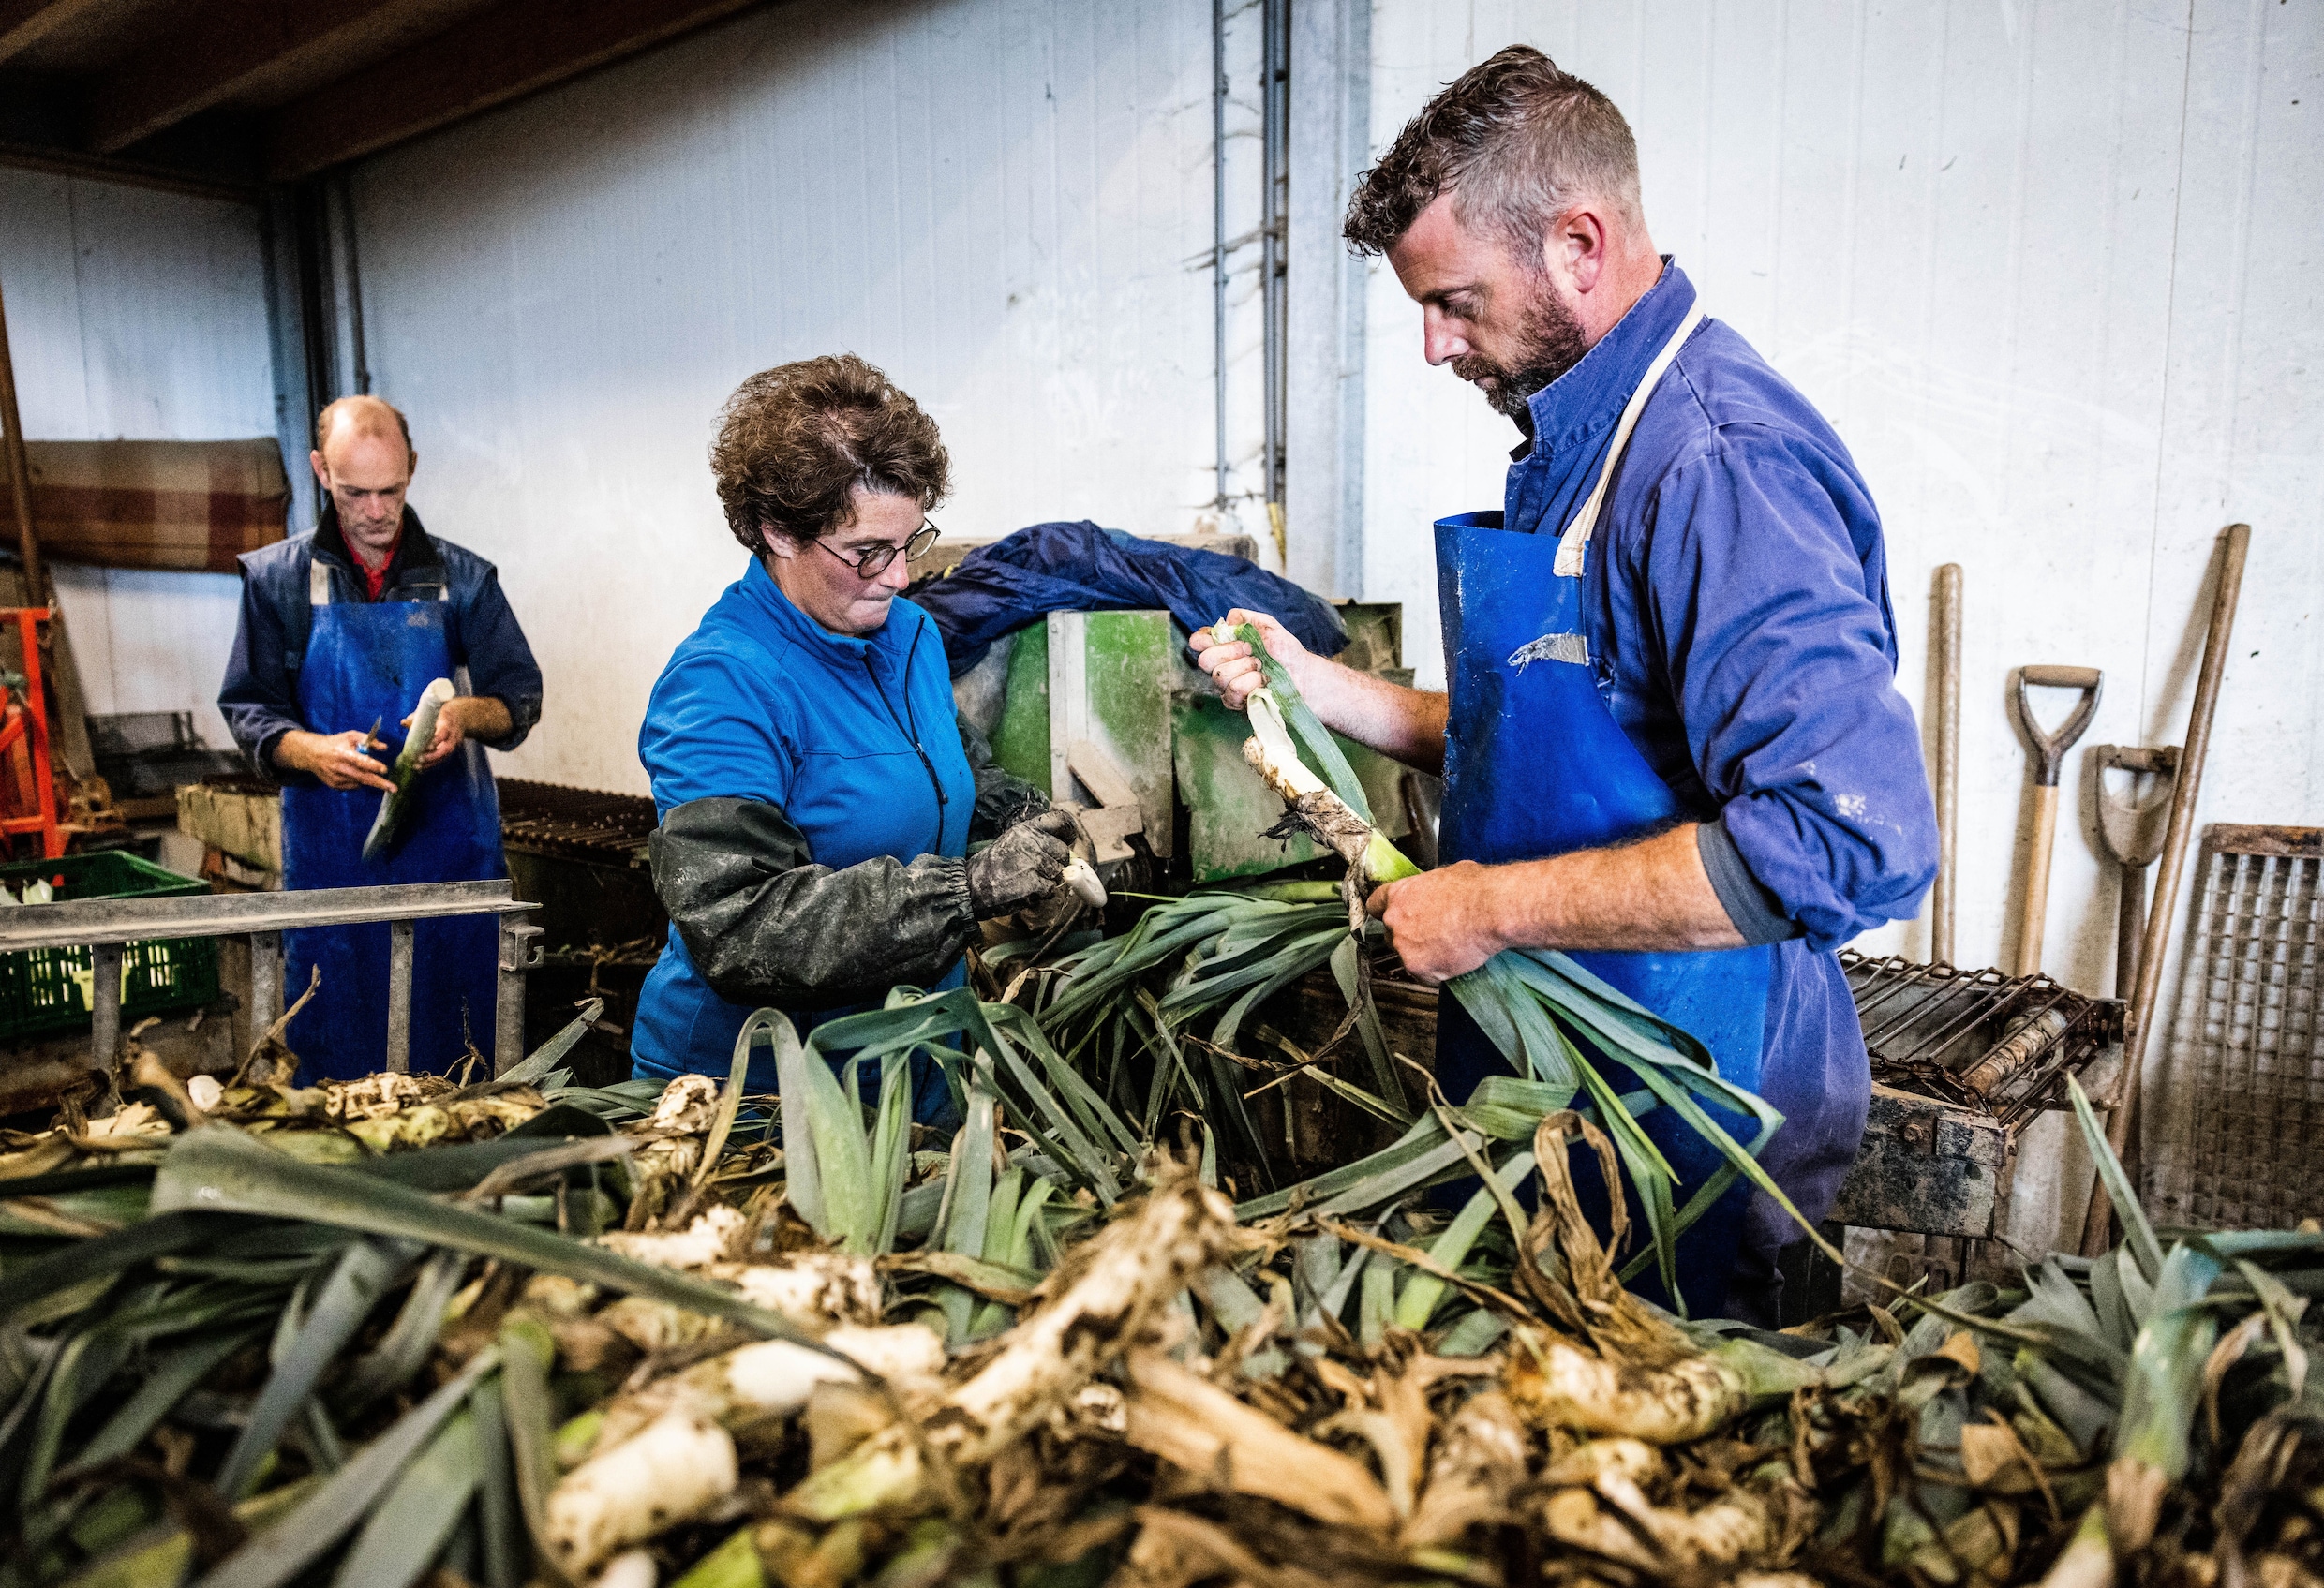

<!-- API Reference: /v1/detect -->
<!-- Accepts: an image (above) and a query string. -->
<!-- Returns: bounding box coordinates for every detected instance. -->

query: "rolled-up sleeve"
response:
[1639,438,1938,951]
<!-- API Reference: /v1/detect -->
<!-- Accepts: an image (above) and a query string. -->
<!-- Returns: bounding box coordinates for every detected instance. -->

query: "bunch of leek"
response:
[1214,619,1800,1309]
[1029,880,1406,1184]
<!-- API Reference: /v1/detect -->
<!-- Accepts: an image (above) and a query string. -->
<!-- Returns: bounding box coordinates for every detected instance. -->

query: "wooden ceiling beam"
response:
[264,0,762,182]
[84,0,430,156]
[0,0,106,67]
[0,140,262,204]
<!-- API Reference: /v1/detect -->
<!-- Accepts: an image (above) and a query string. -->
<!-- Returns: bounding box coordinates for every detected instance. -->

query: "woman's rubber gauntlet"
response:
[965,809,1079,918]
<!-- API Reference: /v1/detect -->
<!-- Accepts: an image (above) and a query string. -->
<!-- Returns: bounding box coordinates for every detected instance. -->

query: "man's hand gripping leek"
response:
[1189,608,1744,984]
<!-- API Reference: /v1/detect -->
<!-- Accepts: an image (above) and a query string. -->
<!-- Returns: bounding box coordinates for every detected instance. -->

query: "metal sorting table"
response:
[0,878,544,1080]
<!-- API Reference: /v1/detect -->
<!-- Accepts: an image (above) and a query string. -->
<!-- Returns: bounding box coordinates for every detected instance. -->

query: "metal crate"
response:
[1830,951,2117,1240]
[1840,952,2114,1128]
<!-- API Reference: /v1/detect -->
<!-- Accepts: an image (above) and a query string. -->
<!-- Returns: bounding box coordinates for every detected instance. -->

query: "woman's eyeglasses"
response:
[816,522,940,578]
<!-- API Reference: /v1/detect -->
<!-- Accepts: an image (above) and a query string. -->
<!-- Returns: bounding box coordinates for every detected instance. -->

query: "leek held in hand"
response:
[363,675,455,861]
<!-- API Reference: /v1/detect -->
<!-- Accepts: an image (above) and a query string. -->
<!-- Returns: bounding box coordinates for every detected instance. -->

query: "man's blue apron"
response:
[280,565,505,1080]
[1431,305,1772,1317]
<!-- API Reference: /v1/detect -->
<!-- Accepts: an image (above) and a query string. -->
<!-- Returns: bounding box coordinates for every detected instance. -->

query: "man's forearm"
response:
[273,729,324,776]
[1486,824,1743,952]
[1300,659,1449,775]
[455,695,514,744]
[1372,822,1747,981]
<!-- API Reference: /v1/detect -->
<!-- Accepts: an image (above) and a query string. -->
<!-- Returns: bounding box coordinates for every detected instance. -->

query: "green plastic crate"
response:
[0,852,219,1040]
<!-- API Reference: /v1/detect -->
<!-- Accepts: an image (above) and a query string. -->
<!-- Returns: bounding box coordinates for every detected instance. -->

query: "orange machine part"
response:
[0,609,64,860]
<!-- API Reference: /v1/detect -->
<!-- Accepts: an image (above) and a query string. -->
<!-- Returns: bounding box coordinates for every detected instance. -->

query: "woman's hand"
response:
[1188,608,1313,712]
[965,810,1078,919]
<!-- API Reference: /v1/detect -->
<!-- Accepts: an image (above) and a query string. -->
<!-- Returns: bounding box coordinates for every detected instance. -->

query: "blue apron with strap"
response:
[1431,304,1772,1317]
[280,560,506,1080]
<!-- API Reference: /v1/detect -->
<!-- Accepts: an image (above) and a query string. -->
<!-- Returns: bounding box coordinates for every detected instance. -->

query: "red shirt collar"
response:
[356,526,403,601]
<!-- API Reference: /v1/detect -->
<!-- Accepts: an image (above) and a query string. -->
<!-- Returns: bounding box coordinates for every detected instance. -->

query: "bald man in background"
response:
[220,395,543,1078]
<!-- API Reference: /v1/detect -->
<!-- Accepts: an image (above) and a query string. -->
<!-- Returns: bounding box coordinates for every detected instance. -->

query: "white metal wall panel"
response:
[350,0,1257,795]
[1360,0,2321,1249]
[0,169,272,752]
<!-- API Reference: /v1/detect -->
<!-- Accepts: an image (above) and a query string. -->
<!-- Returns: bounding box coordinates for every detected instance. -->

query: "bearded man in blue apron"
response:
[221,395,544,1080]
[1193,48,1936,1323]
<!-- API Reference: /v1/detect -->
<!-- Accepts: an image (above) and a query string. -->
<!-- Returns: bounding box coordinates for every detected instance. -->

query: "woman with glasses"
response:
[630,354,1076,1116]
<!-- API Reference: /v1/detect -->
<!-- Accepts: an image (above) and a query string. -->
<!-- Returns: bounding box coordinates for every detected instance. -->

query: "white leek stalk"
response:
[1061,857,1108,908]
[780,1172,1242,1521]
[545,1408,737,1573]
[587,1323,946,1457]
[393,677,456,779]
[590,1551,659,1588]
[1240,690,1418,887]
[1503,1325,1820,1444]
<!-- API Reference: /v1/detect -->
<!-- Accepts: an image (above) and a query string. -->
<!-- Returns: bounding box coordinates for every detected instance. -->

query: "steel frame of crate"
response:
[0,879,543,1080]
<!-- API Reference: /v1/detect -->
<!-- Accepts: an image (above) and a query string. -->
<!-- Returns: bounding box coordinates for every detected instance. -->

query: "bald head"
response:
[315,395,414,464]
[310,396,417,567]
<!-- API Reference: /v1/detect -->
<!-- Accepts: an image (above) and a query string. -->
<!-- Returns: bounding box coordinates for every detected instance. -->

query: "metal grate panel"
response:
[498,779,657,866]
[2151,824,2323,1230]
[1838,950,2113,1130]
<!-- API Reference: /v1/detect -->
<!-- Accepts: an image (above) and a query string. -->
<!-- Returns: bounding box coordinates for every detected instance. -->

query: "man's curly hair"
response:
[1344,46,1642,260]
[710,354,949,554]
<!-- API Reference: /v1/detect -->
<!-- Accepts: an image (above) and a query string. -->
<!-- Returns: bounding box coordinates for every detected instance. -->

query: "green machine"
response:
[972,605,1432,884]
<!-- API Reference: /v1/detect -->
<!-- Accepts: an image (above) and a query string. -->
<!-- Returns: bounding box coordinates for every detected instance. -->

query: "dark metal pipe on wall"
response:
[1261,0,1289,526]
[1212,0,1294,542]
[289,179,337,526]
[1211,0,1229,511]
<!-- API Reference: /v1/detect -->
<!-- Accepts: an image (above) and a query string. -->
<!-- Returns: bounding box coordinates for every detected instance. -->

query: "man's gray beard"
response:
[1456,280,1590,421]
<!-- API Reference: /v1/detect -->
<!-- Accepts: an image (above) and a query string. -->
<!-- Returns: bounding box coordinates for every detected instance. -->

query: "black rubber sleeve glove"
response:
[965,809,1078,917]
[958,714,1050,841]
[650,795,977,1011]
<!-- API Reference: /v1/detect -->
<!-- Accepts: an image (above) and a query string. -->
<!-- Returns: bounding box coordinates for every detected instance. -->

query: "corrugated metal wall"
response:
[0,169,272,752]
[1356,0,2321,1248]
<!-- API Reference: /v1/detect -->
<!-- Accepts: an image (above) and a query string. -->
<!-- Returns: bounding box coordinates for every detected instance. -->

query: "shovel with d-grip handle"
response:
[2092,743,2178,997]
[2010,665,2103,977]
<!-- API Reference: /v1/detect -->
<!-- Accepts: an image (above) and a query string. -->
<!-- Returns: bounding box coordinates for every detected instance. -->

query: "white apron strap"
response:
[1553,301,1706,579]
[309,558,332,606]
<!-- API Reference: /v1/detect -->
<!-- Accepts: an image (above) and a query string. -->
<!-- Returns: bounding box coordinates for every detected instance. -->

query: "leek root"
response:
[782,1169,1242,1521]
[1505,1328,1752,1443]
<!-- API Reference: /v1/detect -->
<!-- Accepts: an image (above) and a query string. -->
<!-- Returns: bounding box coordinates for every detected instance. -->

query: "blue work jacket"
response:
[632,559,977,1085]
[218,507,543,777]
[1504,260,1938,1270]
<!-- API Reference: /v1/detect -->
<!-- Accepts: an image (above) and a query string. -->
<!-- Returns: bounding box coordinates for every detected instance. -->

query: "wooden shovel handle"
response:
[2016,783,2059,977]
